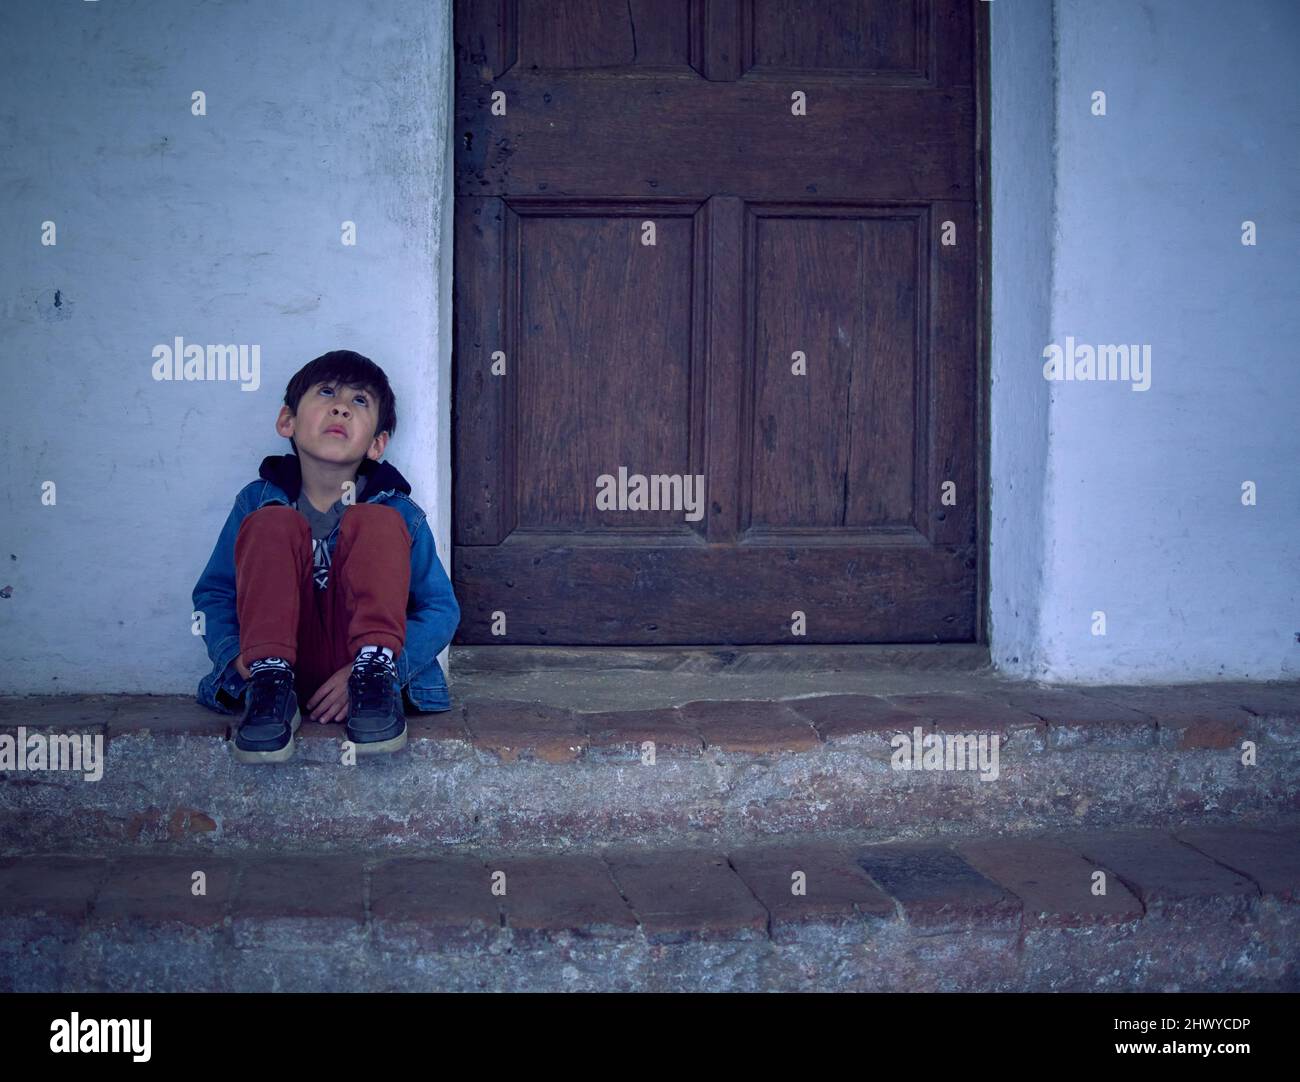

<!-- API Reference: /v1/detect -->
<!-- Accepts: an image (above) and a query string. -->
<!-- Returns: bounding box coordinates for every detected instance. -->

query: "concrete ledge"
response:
[1,683,1297,852]
[1,823,1296,991]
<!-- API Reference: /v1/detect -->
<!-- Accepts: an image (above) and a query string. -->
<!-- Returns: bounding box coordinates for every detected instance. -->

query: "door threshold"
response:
[451,643,991,675]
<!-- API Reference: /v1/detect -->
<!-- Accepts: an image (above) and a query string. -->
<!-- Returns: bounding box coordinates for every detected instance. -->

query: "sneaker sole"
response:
[231,709,301,764]
[348,723,407,756]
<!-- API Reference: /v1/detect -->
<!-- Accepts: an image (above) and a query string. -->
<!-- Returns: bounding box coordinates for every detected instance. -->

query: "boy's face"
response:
[276,380,388,465]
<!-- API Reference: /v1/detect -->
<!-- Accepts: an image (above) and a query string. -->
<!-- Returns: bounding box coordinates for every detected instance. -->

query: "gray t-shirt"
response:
[295,473,367,590]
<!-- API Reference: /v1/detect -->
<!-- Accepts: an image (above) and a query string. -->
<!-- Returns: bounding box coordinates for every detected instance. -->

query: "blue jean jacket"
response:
[191,453,459,715]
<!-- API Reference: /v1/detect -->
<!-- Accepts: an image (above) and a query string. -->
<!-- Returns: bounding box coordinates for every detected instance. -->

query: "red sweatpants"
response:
[234,504,411,705]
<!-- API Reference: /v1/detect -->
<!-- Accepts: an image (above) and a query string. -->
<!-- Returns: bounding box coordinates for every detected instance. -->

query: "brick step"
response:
[3,821,1297,991]
[1,681,1297,853]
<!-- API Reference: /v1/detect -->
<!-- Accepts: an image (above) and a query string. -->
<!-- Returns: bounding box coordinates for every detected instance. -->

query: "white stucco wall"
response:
[994,0,1299,683]
[0,0,454,695]
[987,0,1294,681]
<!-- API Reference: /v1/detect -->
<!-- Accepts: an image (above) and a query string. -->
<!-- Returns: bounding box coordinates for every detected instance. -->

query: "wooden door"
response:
[453,0,981,645]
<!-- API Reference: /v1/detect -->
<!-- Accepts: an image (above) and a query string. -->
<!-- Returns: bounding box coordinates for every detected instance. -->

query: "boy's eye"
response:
[319,386,368,405]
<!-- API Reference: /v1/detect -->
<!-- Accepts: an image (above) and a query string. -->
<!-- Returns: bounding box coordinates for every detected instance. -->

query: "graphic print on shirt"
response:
[295,474,365,593]
[310,535,332,591]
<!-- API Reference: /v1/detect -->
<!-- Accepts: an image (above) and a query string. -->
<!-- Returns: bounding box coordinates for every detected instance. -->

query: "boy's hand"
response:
[305,665,353,723]
[234,657,251,681]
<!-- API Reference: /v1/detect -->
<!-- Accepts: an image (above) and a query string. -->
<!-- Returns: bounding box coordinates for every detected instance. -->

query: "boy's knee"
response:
[238,504,307,534]
[235,506,308,549]
[340,503,408,539]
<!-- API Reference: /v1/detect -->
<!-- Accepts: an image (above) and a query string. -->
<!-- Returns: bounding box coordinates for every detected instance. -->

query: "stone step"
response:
[3,821,1297,991]
[1,680,1297,852]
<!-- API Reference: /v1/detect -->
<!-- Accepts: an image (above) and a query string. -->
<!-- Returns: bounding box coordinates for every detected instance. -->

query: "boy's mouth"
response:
[324,425,348,438]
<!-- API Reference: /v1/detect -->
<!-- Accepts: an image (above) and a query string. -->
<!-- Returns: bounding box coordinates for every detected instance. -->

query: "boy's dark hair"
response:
[283,350,397,454]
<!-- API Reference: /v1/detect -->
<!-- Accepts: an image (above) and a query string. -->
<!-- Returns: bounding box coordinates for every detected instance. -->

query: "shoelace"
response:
[351,652,397,714]
[247,666,293,721]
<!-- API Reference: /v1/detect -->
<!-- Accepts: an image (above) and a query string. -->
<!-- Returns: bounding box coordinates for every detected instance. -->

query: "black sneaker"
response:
[232,663,301,764]
[345,651,407,755]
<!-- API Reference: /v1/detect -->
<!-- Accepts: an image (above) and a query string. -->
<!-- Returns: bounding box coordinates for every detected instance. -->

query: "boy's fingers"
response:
[306,673,352,719]
[314,677,347,709]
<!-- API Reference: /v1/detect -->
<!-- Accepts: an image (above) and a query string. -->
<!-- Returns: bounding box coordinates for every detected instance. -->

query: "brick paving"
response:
[0,821,1296,990]
[370,855,499,949]
[956,837,1145,928]
[2,827,1289,988]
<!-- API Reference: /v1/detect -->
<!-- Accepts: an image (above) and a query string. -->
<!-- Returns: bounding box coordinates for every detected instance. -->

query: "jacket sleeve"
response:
[406,514,460,666]
[191,490,249,674]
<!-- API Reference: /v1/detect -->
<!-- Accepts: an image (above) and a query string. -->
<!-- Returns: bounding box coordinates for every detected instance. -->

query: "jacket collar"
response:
[257,453,411,504]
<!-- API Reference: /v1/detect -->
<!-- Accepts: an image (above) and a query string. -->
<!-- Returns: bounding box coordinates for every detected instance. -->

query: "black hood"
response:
[257,453,412,503]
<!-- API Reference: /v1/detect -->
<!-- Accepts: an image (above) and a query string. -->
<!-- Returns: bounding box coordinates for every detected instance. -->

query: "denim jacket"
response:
[191,453,460,715]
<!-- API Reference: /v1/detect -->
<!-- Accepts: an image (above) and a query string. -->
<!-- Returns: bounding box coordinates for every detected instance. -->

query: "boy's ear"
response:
[275,404,297,441]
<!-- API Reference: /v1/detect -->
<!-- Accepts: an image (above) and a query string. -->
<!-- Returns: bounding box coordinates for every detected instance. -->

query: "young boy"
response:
[191,350,460,764]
